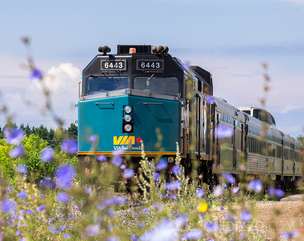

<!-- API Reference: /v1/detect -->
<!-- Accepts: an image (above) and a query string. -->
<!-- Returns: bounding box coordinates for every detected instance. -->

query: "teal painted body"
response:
[78,95,181,154]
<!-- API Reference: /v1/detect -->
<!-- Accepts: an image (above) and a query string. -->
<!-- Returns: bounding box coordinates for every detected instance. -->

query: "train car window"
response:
[86,76,129,95]
[133,76,179,96]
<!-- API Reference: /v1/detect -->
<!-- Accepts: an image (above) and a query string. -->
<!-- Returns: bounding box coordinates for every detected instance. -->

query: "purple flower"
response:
[248,179,263,192]
[240,210,252,222]
[112,149,124,156]
[205,222,219,232]
[154,172,160,181]
[97,155,107,162]
[16,165,27,174]
[40,177,56,189]
[7,186,13,191]
[181,61,190,71]
[55,164,76,190]
[120,164,126,169]
[112,156,123,166]
[40,147,54,162]
[156,159,168,171]
[16,230,21,236]
[84,224,100,237]
[280,230,299,239]
[214,124,234,139]
[89,134,98,143]
[37,205,46,212]
[131,235,139,241]
[232,187,240,193]
[170,194,176,200]
[226,213,236,222]
[182,229,203,240]
[206,95,215,104]
[30,68,43,81]
[165,181,182,190]
[124,169,134,178]
[107,237,119,241]
[56,192,69,204]
[63,234,69,239]
[196,189,205,198]
[221,173,235,184]
[268,187,284,197]
[9,146,24,158]
[213,185,224,197]
[17,191,27,199]
[61,139,77,154]
[4,127,24,145]
[172,165,180,175]
[143,208,149,214]
[1,199,16,213]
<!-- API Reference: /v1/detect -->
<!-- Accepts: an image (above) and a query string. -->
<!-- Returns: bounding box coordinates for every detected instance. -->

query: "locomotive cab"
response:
[78,45,184,161]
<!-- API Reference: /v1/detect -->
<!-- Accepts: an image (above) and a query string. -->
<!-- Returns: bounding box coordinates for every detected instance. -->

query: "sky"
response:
[0,0,304,138]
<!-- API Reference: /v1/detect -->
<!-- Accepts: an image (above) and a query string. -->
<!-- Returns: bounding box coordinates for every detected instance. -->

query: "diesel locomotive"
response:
[77,45,303,190]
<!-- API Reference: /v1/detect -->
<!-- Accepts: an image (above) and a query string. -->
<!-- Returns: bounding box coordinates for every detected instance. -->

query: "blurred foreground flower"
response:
[165,180,182,190]
[4,127,24,145]
[1,199,16,213]
[61,139,78,154]
[56,192,69,204]
[55,164,76,190]
[40,147,54,162]
[248,179,263,192]
[221,173,235,184]
[84,224,100,237]
[9,146,24,158]
[124,169,134,178]
[205,222,219,232]
[182,229,203,240]
[16,165,27,174]
[205,95,215,104]
[30,68,43,81]
[268,187,284,197]
[280,230,299,239]
[97,155,107,162]
[213,185,224,197]
[214,124,234,138]
[240,210,252,222]
[196,189,205,198]
[156,159,168,171]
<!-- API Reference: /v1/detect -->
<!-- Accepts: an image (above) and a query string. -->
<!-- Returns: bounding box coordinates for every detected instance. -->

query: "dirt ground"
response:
[254,195,304,240]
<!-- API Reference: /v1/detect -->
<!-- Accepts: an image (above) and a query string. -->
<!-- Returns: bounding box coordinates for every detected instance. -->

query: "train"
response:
[77,44,303,190]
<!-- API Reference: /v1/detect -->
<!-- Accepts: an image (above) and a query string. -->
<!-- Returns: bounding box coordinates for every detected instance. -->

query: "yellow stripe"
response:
[77,151,177,156]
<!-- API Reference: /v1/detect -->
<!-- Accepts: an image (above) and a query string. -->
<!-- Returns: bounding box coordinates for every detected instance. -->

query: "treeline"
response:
[0,123,78,151]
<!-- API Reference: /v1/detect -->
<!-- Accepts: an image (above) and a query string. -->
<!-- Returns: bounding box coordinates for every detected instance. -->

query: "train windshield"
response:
[86,76,129,95]
[133,76,179,96]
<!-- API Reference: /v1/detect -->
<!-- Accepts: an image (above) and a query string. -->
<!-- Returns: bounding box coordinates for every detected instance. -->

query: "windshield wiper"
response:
[142,73,155,86]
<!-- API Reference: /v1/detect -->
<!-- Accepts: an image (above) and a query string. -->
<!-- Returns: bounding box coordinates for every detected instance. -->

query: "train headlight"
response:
[124,114,132,122]
[124,106,132,114]
[124,124,132,132]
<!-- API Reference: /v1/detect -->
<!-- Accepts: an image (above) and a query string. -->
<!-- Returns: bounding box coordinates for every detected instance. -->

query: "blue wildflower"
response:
[97,155,107,162]
[214,124,234,138]
[232,187,239,193]
[248,179,263,192]
[112,149,124,156]
[170,194,176,200]
[124,169,134,178]
[9,146,24,158]
[221,173,235,184]
[84,224,100,237]
[268,187,284,197]
[37,205,46,212]
[154,172,160,181]
[172,165,180,175]
[40,177,56,189]
[107,237,119,241]
[205,222,219,232]
[240,210,252,222]
[61,139,77,154]
[112,156,123,166]
[1,199,16,213]
[120,164,126,169]
[63,234,69,238]
[16,231,21,236]
[89,134,98,143]
[30,68,43,81]
[16,165,27,174]
[55,164,76,190]
[143,208,149,214]
[280,230,299,239]
[226,213,236,222]
[17,191,27,199]
[196,189,205,198]
[40,147,54,162]
[165,181,182,190]
[131,234,139,241]
[206,95,215,104]
[182,229,203,240]
[213,185,224,197]
[7,186,13,191]
[4,127,24,145]
[56,192,69,204]
[156,159,168,171]
[49,225,57,233]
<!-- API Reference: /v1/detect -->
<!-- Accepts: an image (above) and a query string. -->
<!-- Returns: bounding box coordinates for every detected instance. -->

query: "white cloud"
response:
[280,104,303,113]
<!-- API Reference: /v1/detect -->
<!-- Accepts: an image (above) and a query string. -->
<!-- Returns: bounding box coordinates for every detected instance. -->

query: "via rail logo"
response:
[113,136,142,150]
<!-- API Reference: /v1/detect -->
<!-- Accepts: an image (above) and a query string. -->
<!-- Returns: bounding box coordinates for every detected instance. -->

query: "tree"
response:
[298,135,304,145]
[67,123,78,140]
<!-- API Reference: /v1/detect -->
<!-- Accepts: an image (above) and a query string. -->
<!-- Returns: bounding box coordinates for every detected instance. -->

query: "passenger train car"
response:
[77,45,303,190]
